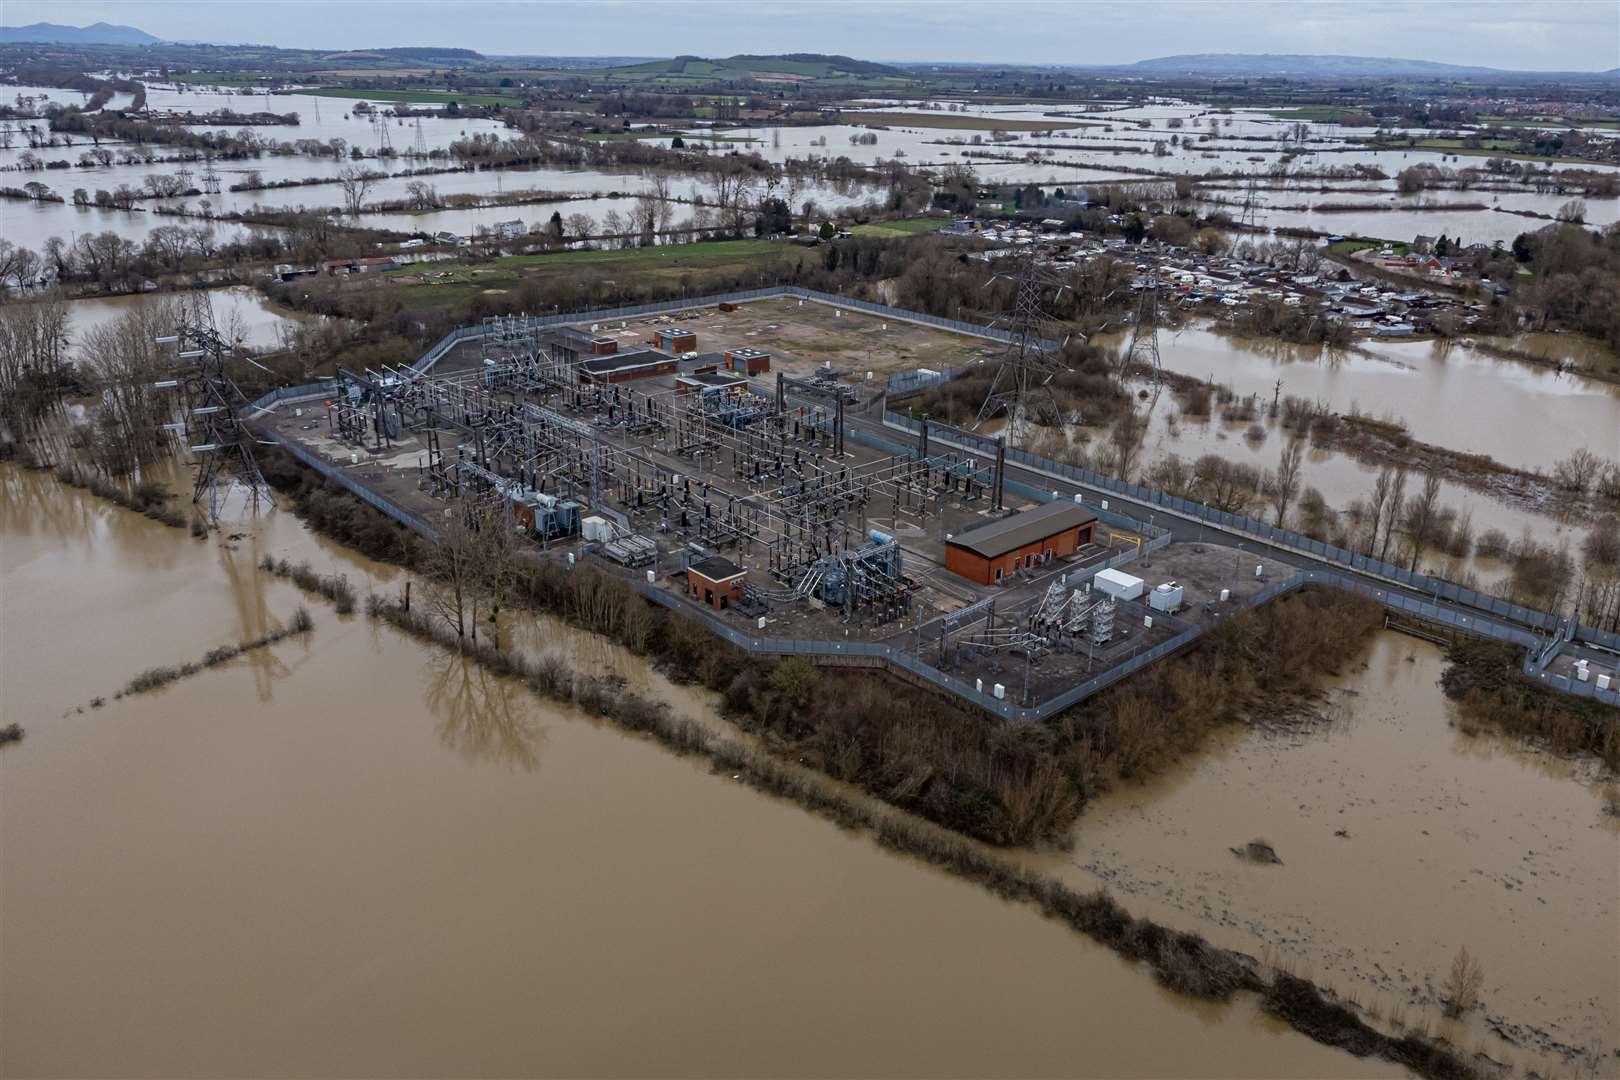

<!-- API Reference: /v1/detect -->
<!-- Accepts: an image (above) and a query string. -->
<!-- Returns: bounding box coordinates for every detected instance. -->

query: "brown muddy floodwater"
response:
[1051,632,1620,1077]
[0,464,1395,1079]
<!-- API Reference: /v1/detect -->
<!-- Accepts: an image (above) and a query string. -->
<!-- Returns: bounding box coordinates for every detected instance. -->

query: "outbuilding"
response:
[944,501,1098,586]
[686,555,747,610]
[579,349,678,384]
[652,327,697,353]
[725,347,771,376]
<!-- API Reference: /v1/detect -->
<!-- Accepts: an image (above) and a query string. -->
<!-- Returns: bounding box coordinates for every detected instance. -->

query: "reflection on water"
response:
[0,462,1395,1078]
[424,649,546,770]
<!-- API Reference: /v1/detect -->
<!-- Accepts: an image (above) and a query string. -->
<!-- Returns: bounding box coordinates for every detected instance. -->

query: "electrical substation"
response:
[261,291,1296,716]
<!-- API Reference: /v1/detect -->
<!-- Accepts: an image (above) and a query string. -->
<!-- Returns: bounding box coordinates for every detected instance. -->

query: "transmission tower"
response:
[373,113,392,154]
[1123,284,1162,384]
[413,116,427,155]
[201,153,221,195]
[973,253,1079,445]
[161,293,274,520]
[1238,174,1261,229]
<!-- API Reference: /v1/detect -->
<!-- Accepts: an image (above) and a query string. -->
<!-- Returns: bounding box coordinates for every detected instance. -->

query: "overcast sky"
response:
[5,0,1618,71]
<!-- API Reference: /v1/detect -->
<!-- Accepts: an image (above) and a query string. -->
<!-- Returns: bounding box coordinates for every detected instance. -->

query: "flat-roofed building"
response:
[652,327,697,352]
[578,349,678,384]
[944,501,1098,585]
[686,555,747,610]
[725,347,771,376]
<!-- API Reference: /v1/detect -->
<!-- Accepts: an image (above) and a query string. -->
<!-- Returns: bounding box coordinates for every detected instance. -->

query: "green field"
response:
[582,131,759,144]
[1327,238,1407,256]
[1263,106,1375,123]
[1478,115,1620,130]
[850,218,948,237]
[170,71,284,86]
[495,239,783,269]
[1356,136,1615,166]
[838,110,1080,132]
[299,88,522,107]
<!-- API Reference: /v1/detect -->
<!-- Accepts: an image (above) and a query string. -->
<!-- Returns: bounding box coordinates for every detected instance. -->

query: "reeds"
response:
[259,556,357,614]
[119,607,314,697]
[55,463,186,528]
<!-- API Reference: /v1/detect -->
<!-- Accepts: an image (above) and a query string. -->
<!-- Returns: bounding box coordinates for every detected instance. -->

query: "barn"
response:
[944,501,1098,586]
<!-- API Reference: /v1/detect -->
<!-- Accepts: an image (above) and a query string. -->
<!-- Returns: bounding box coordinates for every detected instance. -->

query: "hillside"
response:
[1123,52,1615,77]
[598,53,906,86]
[0,21,161,45]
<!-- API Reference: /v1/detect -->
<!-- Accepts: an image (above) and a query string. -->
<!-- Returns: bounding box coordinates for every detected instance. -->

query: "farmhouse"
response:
[945,501,1098,586]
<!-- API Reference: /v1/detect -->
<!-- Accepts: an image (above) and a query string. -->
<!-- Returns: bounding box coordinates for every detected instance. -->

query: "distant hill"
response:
[601,53,905,85]
[0,21,162,45]
[1121,52,1610,78]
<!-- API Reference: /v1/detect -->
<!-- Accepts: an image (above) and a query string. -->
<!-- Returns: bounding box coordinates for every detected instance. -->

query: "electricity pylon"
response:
[974,254,1079,444]
[1123,283,1162,384]
[160,293,274,520]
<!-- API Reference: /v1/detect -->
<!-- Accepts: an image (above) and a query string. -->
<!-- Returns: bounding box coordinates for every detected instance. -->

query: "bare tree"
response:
[1267,437,1306,527]
[337,164,379,215]
[1365,467,1393,555]
[1105,409,1148,482]
[1401,470,1444,572]
[564,212,594,247]
[1552,448,1601,493]
[1379,467,1409,563]
[422,505,484,644]
[1441,945,1484,1018]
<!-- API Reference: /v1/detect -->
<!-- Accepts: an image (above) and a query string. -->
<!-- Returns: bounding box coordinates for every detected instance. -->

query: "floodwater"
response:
[1123,385,1595,588]
[61,285,305,353]
[1096,323,1620,473]
[0,463,1394,1078]
[1049,632,1620,1077]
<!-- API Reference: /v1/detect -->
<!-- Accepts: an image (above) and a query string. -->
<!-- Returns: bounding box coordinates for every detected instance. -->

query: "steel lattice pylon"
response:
[1123,284,1162,384]
[974,254,1079,444]
[166,294,274,520]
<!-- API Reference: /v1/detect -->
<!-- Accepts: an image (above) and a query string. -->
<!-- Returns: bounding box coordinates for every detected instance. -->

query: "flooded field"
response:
[1095,323,1620,474]
[61,285,306,353]
[1048,632,1620,1077]
[0,464,1395,1078]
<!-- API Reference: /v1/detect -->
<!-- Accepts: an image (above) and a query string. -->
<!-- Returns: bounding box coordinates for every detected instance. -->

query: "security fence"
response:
[273,437,440,542]
[880,411,1571,635]
[244,286,1617,715]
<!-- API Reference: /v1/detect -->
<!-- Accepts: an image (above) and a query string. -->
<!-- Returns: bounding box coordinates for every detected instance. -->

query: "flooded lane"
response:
[0,465,1394,1078]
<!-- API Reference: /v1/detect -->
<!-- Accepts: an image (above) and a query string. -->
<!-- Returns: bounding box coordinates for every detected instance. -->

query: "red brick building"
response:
[725,347,771,376]
[652,327,697,352]
[944,501,1098,586]
[686,555,747,610]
